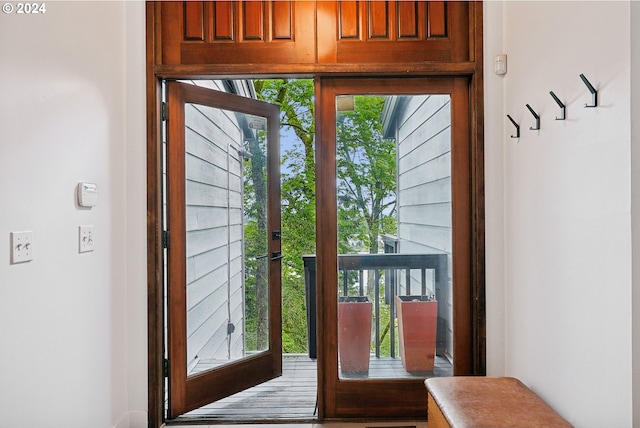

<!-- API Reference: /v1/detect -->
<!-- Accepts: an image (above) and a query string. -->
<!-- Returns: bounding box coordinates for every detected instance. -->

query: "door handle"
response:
[256,252,283,261]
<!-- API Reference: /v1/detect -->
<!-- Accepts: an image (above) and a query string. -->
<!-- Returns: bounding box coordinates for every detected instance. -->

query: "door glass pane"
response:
[184,102,270,377]
[336,94,453,380]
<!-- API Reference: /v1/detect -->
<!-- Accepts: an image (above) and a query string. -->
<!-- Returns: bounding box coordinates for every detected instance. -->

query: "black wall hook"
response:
[507,114,520,138]
[549,91,566,120]
[525,104,540,130]
[580,73,598,108]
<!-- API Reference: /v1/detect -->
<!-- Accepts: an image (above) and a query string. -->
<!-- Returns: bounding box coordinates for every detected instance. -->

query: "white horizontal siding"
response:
[229,294,246,357]
[184,92,246,367]
[399,151,451,190]
[398,203,451,228]
[398,177,451,206]
[187,284,227,338]
[188,104,242,151]
[186,228,228,257]
[185,128,228,171]
[394,94,454,360]
[187,265,227,309]
[398,224,452,253]
[187,284,228,362]
[193,318,230,363]
[186,206,228,231]
[397,97,451,155]
[186,152,229,188]
[187,245,227,284]
[186,180,229,208]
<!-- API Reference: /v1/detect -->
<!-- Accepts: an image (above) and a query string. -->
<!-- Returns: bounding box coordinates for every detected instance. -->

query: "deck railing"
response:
[302,253,448,359]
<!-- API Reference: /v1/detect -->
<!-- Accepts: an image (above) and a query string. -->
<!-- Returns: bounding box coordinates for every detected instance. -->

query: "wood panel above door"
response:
[156,1,472,68]
[317,1,468,64]
[160,1,316,65]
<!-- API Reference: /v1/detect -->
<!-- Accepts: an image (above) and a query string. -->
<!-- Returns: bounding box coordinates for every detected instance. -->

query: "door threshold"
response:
[165,417,318,426]
[164,421,426,427]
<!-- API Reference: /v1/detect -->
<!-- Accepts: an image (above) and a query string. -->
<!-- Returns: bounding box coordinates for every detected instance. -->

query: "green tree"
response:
[243,129,269,351]
[337,96,397,357]
[246,83,398,354]
[254,79,316,353]
[337,96,397,254]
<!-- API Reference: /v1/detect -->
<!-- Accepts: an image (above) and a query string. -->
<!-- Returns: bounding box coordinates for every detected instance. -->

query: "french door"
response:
[316,76,473,419]
[165,81,282,417]
[148,2,484,426]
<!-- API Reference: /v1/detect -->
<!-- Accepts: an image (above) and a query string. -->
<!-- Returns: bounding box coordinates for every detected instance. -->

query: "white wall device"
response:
[10,231,33,263]
[77,182,98,208]
[495,54,507,75]
[79,225,94,253]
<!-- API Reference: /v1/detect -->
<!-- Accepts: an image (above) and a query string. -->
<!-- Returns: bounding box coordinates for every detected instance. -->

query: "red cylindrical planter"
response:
[338,296,372,373]
[396,296,438,372]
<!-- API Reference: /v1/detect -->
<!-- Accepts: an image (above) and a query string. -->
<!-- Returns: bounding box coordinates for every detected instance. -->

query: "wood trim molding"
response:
[152,61,478,79]
[470,2,486,376]
[146,3,164,428]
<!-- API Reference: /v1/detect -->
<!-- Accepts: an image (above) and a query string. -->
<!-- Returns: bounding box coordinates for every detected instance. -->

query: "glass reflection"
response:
[184,103,269,377]
[336,94,453,380]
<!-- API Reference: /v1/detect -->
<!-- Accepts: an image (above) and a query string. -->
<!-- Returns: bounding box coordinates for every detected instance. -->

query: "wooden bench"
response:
[425,377,573,428]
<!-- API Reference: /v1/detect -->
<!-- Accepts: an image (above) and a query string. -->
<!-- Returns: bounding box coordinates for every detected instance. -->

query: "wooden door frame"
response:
[315,76,475,419]
[147,3,485,427]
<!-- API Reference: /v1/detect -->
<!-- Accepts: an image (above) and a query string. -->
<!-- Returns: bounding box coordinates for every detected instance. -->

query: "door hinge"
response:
[161,102,168,121]
[163,358,170,378]
[162,230,170,249]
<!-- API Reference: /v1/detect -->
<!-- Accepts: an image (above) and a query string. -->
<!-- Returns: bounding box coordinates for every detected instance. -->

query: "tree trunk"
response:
[248,137,269,351]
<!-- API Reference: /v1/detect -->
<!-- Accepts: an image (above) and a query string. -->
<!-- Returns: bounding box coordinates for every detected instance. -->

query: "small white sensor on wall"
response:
[495,54,507,75]
[77,182,98,208]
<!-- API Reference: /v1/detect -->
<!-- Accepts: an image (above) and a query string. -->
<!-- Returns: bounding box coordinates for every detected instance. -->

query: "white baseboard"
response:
[128,411,148,428]
[112,411,148,428]
[112,413,129,428]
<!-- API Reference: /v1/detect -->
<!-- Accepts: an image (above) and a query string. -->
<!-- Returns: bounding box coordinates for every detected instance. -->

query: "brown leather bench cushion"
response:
[425,377,573,428]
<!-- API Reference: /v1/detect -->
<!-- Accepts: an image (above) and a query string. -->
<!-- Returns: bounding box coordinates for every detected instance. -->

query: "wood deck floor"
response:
[174,355,452,423]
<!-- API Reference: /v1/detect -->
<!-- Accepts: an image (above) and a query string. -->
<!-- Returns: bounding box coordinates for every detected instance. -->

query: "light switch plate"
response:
[79,225,94,253]
[11,231,33,263]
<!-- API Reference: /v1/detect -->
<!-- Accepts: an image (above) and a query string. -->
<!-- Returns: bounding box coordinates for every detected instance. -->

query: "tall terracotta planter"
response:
[396,295,438,372]
[338,296,372,373]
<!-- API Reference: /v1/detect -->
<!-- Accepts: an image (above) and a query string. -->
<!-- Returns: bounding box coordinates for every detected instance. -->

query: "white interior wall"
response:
[631,2,640,426]
[485,2,633,427]
[0,2,147,428]
[124,2,148,427]
[483,0,506,378]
